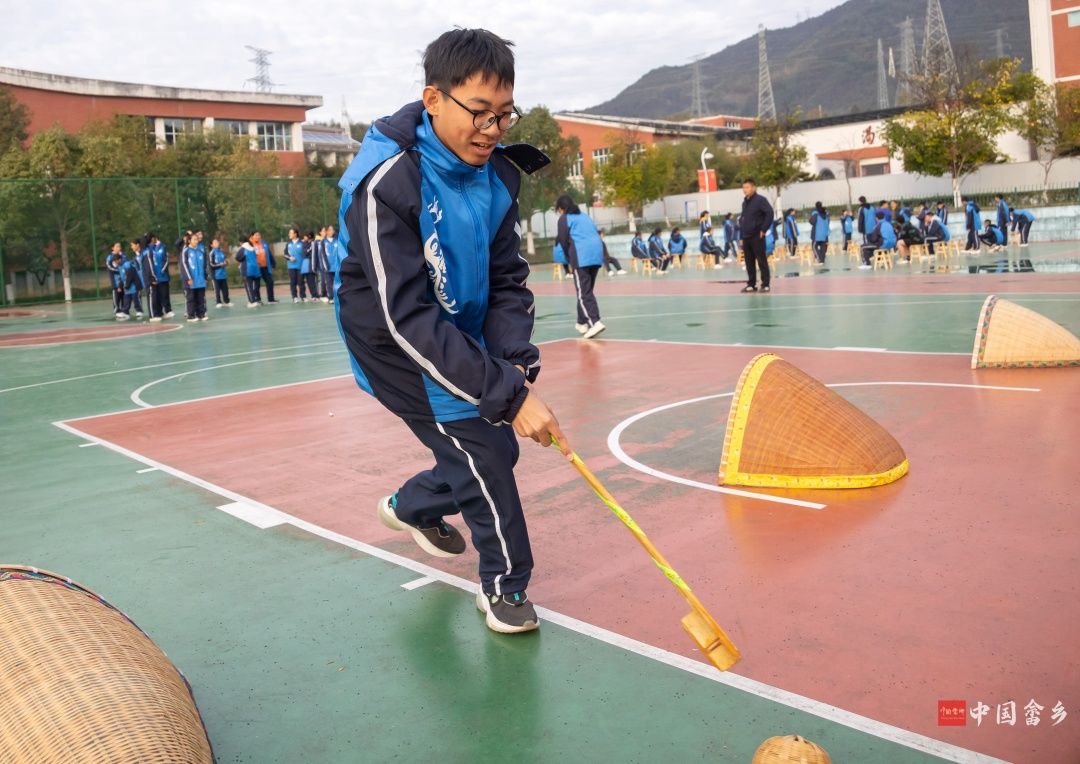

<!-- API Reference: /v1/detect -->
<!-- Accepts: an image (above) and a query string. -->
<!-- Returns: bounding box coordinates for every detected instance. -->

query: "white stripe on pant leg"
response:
[436,422,513,597]
[571,269,593,327]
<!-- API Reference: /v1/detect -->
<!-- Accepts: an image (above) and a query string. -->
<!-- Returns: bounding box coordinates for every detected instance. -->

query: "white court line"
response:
[0,339,342,395]
[0,323,184,350]
[128,350,344,408]
[598,337,973,356]
[136,467,159,474]
[400,576,436,591]
[607,381,1040,504]
[216,501,287,529]
[48,417,1007,764]
[834,346,886,352]
[77,442,98,448]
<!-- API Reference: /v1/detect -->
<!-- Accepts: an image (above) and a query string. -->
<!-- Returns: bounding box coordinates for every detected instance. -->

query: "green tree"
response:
[1014,79,1080,198]
[0,85,31,151]
[596,130,674,218]
[509,106,579,253]
[744,112,808,207]
[882,58,1026,207]
[654,139,747,196]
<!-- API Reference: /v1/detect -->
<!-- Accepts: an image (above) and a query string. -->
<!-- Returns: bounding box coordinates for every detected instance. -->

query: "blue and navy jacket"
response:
[151,243,170,282]
[325,236,345,273]
[235,241,273,278]
[698,219,710,241]
[210,247,228,280]
[630,233,648,259]
[765,223,776,255]
[899,206,912,223]
[668,232,687,255]
[936,206,950,226]
[784,214,798,243]
[842,214,853,235]
[1010,209,1035,229]
[647,233,667,259]
[556,212,603,269]
[984,223,1006,245]
[925,219,950,242]
[119,256,139,295]
[552,242,566,265]
[809,209,829,242]
[137,247,154,287]
[286,239,304,270]
[312,237,327,272]
[868,219,897,249]
[996,199,1009,231]
[333,100,549,424]
[300,241,314,274]
[965,201,982,231]
[105,252,122,289]
[858,203,875,235]
[722,219,735,244]
[181,245,208,289]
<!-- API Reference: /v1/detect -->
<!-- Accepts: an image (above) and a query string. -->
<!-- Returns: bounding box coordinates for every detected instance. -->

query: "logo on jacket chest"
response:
[423,231,459,315]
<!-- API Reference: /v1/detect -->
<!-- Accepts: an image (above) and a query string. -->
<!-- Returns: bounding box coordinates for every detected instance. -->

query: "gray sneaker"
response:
[377,494,465,558]
[476,591,539,634]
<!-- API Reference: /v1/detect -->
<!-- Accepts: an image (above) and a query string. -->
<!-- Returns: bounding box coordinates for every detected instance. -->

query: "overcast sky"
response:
[5,0,844,123]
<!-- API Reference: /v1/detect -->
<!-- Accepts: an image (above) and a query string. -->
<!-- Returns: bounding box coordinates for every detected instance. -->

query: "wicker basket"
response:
[752,734,832,764]
[971,295,1080,369]
[0,565,213,763]
[719,354,908,489]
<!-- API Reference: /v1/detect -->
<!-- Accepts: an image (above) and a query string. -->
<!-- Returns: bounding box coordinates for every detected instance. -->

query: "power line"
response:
[244,46,276,93]
[757,25,776,121]
[923,0,958,88]
[897,17,917,106]
[877,39,890,110]
[688,54,708,118]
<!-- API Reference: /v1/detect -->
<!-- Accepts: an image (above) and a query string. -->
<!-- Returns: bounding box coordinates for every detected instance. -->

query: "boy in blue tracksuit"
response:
[1009,207,1035,246]
[809,202,830,264]
[555,194,606,337]
[721,213,737,260]
[301,231,319,297]
[699,222,722,267]
[841,209,854,249]
[859,211,897,268]
[923,214,950,256]
[311,228,328,301]
[980,220,1006,251]
[647,227,671,272]
[136,238,157,320]
[181,237,209,321]
[995,194,1009,233]
[105,242,123,317]
[149,234,174,318]
[334,29,570,634]
[783,209,798,258]
[857,196,875,243]
[118,242,141,318]
[209,238,231,307]
[963,196,983,252]
[668,227,687,265]
[235,232,268,307]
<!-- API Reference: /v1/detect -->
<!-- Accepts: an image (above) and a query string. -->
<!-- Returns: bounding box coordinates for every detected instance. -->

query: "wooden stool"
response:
[670,254,683,270]
[641,258,655,275]
[553,264,564,281]
[872,249,894,270]
[696,254,711,270]
[798,245,815,267]
[631,257,640,273]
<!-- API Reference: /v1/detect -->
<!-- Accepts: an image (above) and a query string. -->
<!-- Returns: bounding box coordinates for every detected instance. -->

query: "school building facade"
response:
[1030,0,1080,86]
[0,67,322,174]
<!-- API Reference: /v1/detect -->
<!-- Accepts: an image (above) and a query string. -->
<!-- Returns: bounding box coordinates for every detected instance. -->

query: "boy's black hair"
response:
[554,194,580,215]
[423,28,515,90]
[858,196,867,204]
[961,196,969,202]
[876,211,886,220]
[742,177,756,186]
[651,227,662,236]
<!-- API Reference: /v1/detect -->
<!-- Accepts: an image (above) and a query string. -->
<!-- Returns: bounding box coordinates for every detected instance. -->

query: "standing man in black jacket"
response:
[739,178,775,293]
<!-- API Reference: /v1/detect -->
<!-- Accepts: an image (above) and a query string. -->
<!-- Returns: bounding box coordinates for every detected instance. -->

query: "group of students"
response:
[628,226,690,273]
[105,226,348,321]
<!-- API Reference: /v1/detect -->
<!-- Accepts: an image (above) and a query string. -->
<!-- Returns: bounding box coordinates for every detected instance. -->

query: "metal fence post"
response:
[0,239,7,306]
[320,181,328,225]
[88,179,101,299]
[174,177,183,242]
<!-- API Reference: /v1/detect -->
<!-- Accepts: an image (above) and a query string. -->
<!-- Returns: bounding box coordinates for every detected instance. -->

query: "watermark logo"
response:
[938,700,967,726]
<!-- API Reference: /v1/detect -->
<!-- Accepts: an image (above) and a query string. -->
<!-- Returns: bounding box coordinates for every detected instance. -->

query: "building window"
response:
[1069,11,1080,27]
[725,120,739,129]
[569,152,584,178]
[592,147,611,166]
[216,120,248,136]
[162,118,202,145]
[860,161,889,176]
[256,121,291,151]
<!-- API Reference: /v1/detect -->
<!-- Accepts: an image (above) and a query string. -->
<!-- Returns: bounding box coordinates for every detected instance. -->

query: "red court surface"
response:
[0,309,49,319]
[0,323,180,347]
[63,340,1080,763]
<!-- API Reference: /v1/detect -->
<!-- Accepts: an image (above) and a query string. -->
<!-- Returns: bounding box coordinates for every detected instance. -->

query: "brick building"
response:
[1030,0,1080,86]
[0,66,321,173]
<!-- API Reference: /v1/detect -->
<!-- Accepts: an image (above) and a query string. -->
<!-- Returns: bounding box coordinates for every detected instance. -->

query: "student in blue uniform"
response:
[285,226,305,302]
[809,202,830,264]
[697,210,711,244]
[923,214,950,256]
[857,196,875,243]
[301,230,319,297]
[668,227,687,266]
[859,211,897,268]
[963,196,983,252]
[630,230,649,264]
[552,241,568,278]
[323,225,345,302]
[878,200,892,222]
[647,227,672,273]
[335,28,571,634]
[721,213,737,261]
[311,227,327,301]
[136,237,156,320]
[599,229,625,276]
[209,238,231,308]
[699,221,723,267]
[994,194,1009,233]
[841,209,854,249]
[1009,207,1035,247]
[105,242,123,317]
[935,200,949,227]
[181,235,209,321]
[783,209,799,258]
[148,234,174,318]
[117,241,141,319]
[235,231,265,307]
[555,194,606,337]
[980,219,1006,251]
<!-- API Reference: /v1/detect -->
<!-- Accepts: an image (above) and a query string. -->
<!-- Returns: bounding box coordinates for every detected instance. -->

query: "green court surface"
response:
[2,257,1079,763]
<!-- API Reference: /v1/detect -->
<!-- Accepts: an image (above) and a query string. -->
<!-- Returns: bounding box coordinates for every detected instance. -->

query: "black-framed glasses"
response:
[438,88,521,131]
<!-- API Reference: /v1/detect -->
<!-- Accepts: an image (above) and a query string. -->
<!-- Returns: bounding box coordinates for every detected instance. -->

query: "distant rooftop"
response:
[302,125,360,149]
[0,66,322,109]
[555,112,718,136]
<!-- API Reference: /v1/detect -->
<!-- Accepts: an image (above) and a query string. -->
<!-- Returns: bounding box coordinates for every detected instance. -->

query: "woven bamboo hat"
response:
[751,734,832,763]
[719,354,908,489]
[971,295,1080,369]
[0,565,213,763]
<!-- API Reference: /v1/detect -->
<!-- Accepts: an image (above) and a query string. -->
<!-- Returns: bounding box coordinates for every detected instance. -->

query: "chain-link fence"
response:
[0,177,339,304]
